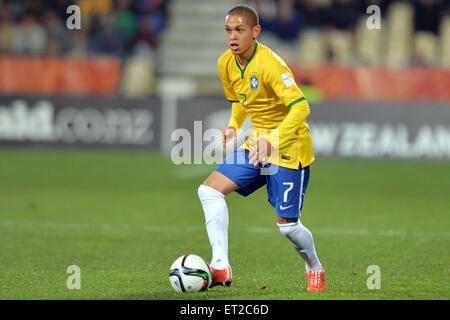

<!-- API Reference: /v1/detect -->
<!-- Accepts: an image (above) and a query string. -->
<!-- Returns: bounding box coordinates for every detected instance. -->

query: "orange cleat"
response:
[305,268,326,292]
[209,265,232,288]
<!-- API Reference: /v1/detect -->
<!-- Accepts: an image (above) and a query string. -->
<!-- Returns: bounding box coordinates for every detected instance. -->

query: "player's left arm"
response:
[250,101,310,166]
[266,59,311,150]
[275,100,310,150]
[250,56,310,166]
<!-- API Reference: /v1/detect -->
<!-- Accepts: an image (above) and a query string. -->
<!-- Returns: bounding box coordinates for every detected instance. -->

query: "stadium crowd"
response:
[250,0,449,41]
[0,0,448,65]
[0,0,170,57]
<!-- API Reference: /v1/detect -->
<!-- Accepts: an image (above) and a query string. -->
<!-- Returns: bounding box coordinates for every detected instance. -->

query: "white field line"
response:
[0,220,449,238]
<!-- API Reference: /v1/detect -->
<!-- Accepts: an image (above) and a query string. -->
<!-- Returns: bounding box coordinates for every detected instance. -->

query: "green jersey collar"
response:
[235,41,259,80]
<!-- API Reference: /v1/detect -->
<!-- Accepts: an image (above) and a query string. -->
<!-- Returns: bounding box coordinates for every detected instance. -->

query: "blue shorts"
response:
[215,148,310,218]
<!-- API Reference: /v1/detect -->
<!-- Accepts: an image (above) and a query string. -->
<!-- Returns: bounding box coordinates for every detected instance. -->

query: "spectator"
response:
[79,0,114,19]
[23,0,44,20]
[251,0,304,41]
[89,11,125,56]
[46,0,75,22]
[127,13,158,56]
[132,0,168,34]
[0,6,15,53]
[44,10,70,56]
[115,0,137,44]
[0,0,170,58]
[414,0,442,35]
[4,0,28,22]
[248,0,278,35]
[274,0,304,41]
[11,13,47,55]
[325,0,360,31]
[68,29,89,57]
[294,0,327,30]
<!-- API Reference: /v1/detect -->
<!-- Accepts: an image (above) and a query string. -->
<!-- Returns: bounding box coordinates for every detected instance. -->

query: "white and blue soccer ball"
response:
[169,254,212,292]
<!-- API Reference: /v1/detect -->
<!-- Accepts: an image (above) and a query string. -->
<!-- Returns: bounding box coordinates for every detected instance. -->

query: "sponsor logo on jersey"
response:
[249,72,259,90]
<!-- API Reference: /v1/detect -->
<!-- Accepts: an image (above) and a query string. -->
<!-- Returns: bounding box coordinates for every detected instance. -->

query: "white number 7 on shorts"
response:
[282,182,294,203]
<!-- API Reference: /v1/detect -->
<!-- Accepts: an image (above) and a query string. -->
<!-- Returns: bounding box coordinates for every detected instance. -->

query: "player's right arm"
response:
[222,102,247,148]
[218,53,247,148]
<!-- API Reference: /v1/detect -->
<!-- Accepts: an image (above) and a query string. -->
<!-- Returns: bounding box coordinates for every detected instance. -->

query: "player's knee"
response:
[202,171,239,196]
[198,184,225,201]
[278,216,299,224]
[277,219,299,238]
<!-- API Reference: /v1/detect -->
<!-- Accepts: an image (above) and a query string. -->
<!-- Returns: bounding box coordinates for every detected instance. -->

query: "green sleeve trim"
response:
[286,97,306,109]
[228,99,239,103]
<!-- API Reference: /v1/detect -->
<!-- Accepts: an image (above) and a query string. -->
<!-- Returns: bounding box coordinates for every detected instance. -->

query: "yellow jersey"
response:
[217,41,315,170]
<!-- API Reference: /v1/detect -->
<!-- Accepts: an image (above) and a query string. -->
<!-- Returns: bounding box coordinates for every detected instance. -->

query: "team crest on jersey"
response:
[249,72,259,90]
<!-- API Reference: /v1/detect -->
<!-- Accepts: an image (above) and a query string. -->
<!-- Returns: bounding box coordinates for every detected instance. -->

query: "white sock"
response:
[198,184,229,270]
[278,219,322,272]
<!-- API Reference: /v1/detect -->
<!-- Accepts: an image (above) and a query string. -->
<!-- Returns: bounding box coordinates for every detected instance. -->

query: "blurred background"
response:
[0,0,449,300]
[0,0,449,158]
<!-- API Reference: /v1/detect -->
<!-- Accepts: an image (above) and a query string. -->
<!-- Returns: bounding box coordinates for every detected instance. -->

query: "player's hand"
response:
[249,138,272,167]
[222,126,237,149]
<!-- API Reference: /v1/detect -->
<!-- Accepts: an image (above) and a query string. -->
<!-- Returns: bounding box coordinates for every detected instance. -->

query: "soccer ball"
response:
[169,254,212,292]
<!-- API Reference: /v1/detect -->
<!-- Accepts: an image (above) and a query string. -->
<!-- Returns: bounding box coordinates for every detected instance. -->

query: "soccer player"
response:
[197,5,325,292]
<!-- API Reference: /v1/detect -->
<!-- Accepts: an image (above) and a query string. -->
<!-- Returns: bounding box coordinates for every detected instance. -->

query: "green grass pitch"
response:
[0,148,448,300]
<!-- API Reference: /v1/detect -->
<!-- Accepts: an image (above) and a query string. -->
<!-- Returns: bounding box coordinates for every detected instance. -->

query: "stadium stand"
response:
[158,0,236,95]
[0,0,448,98]
[356,15,383,65]
[441,15,450,67]
[385,1,415,68]
[296,30,327,66]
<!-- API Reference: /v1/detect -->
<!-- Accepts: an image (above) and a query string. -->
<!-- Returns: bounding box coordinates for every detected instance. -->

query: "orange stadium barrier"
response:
[0,56,449,101]
[0,56,121,95]
[292,66,450,101]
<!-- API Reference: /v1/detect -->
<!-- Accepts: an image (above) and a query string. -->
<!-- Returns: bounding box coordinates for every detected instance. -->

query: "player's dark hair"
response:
[227,5,259,27]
